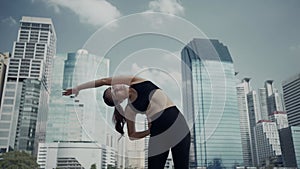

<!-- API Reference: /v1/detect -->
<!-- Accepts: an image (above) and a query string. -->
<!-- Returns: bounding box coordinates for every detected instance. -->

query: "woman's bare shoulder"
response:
[107,75,147,85]
[129,77,148,85]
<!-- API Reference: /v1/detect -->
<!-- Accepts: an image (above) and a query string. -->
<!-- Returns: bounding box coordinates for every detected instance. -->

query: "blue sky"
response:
[1,0,300,91]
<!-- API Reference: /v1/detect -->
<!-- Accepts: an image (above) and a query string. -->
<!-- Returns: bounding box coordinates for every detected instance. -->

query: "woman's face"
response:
[111,84,129,103]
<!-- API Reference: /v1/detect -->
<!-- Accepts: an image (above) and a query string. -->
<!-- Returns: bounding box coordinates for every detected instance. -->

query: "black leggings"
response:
[148,106,191,169]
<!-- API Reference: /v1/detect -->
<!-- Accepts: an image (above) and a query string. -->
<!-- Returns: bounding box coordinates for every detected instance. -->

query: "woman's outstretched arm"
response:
[62,78,107,96]
[62,75,145,96]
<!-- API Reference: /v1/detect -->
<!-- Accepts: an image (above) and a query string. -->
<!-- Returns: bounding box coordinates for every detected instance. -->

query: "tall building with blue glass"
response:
[46,50,111,144]
[181,38,243,168]
[62,52,77,90]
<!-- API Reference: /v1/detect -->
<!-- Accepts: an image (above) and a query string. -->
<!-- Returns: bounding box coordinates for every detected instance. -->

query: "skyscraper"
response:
[236,78,260,166]
[279,126,300,168]
[282,73,300,126]
[281,73,300,168]
[62,52,77,90]
[0,16,56,155]
[46,50,110,144]
[258,88,269,121]
[181,38,243,168]
[259,80,285,119]
[46,53,84,142]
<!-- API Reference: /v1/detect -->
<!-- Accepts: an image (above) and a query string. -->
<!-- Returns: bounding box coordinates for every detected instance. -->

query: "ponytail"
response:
[103,87,126,136]
[113,105,126,135]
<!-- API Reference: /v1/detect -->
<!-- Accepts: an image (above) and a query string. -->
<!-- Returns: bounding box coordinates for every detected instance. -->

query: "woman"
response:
[63,76,190,169]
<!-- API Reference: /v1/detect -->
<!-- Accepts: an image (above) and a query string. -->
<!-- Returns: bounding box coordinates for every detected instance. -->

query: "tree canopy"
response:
[0,151,39,169]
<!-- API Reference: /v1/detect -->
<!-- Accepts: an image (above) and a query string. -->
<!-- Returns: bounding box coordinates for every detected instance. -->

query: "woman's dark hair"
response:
[103,87,126,135]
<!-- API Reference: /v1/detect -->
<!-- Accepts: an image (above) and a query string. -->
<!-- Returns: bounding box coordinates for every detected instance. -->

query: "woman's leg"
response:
[171,132,191,169]
[148,149,170,169]
[148,106,190,169]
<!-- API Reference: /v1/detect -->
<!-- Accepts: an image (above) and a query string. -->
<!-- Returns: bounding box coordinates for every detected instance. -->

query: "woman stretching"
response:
[63,76,191,169]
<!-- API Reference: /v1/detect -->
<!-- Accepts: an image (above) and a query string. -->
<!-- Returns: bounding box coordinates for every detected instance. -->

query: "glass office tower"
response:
[46,50,110,144]
[46,53,84,142]
[181,38,243,168]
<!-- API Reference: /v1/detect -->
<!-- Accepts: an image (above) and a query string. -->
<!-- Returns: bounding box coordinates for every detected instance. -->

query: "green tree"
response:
[107,164,117,169]
[0,151,39,169]
[90,163,97,169]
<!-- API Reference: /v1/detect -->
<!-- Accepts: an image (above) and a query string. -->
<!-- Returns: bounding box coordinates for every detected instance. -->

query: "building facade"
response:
[46,53,84,142]
[279,126,300,168]
[37,141,116,169]
[46,50,110,144]
[43,50,123,167]
[281,73,300,168]
[0,16,56,155]
[0,52,10,105]
[246,89,261,166]
[254,120,282,166]
[269,111,289,130]
[282,73,300,127]
[258,88,269,121]
[236,78,260,166]
[181,38,243,168]
[259,80,285,119]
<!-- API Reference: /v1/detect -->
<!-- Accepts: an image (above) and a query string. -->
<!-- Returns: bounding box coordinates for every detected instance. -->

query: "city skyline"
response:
[0,0,300,91]
[0,11,299,167]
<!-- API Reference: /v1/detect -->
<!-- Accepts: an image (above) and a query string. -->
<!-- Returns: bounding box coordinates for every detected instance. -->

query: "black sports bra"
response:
[130,81,160,112]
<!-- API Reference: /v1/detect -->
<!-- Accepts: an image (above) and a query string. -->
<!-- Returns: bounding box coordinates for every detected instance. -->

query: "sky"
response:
[1,0,300,92]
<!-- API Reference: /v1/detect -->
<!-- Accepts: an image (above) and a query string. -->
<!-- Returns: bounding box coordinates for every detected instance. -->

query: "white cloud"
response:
[148,0,184,16]
[129,51,182,89]
[1,16,17,26]
[44,0,121,27]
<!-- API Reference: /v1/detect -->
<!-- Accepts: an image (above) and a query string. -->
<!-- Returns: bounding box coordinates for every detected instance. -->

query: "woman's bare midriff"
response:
[146,89,175,120]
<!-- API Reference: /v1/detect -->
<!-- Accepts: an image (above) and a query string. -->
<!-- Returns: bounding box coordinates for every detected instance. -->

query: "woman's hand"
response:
[62,87,79,97]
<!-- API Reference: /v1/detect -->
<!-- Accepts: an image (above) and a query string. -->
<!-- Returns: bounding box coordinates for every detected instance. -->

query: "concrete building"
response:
[279,126,300,168]
[0,52,9,106]
[37,141,116,169]
[236,78,260,166]
[254,120,282,166]
[0,16,56,155]
[269,111,289,130]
